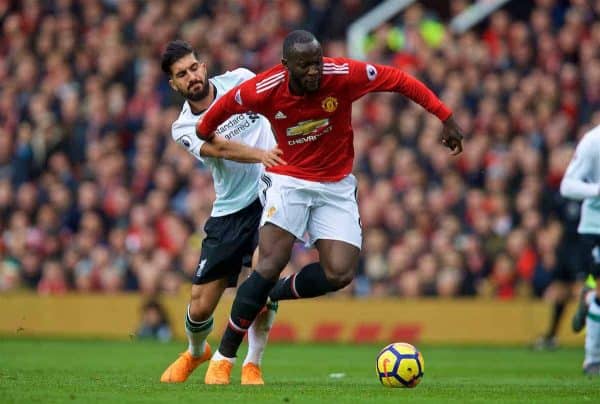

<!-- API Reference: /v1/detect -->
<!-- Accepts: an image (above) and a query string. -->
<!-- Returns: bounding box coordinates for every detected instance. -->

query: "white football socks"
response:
[185,305,213,357]
[243,305,276,366]
[584,293,600,367]
[212,350,236,364]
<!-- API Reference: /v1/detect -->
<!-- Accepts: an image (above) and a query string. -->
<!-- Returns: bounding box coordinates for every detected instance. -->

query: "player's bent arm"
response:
[199,136,263,162]
[197,84,258,140]
[559,177,600,200]
[200,136,285,167]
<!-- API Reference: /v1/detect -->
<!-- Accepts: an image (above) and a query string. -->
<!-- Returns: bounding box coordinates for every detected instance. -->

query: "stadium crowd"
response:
[0,0,599,299]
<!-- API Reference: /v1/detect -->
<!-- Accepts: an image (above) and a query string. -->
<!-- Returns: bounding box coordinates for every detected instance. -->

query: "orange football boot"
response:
[204,359,234,385]
[241,363,264,385]
[160,344,212,383]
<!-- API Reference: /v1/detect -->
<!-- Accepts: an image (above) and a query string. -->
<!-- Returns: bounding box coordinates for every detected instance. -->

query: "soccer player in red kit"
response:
[196,30,465,384]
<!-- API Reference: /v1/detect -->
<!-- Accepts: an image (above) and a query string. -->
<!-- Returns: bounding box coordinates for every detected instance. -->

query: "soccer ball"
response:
[375,342,425,388]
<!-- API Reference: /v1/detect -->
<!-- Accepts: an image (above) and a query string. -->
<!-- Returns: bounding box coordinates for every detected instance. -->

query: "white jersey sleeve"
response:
[561,130,600,200]
[171,104,205,160]
[560,125,600,235]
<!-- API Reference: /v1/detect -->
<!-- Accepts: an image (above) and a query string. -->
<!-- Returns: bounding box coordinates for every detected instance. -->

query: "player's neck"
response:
[188,83,216,115]
[288,79,306,96]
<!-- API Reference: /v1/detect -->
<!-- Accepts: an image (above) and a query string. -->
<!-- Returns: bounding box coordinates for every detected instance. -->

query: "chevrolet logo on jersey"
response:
[286,119,330,137]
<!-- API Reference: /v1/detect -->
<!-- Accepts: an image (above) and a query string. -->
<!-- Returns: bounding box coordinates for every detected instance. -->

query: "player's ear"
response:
[168,78,177,92]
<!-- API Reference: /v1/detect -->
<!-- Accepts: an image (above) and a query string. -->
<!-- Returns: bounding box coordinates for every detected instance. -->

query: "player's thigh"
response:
[315,238,360,277]
[260,173,311,242]
[308,175,362,250]
[255,223,297,280]
[194,200,261,288]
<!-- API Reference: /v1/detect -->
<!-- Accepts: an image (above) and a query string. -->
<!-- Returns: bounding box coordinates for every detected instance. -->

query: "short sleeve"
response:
[172,120,205,160]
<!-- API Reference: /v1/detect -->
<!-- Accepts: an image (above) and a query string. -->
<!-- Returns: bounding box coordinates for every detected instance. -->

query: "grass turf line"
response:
[0,337,597,403]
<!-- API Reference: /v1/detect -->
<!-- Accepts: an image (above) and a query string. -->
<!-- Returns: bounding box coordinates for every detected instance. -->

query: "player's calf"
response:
[269,263,337,300]
[584,295,600,371]
[572,286,593,333]
[244,299,278,364]
[217,271,275,359]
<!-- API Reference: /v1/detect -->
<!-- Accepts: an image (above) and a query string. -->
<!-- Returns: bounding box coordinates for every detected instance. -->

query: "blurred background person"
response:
[136,299,173,342]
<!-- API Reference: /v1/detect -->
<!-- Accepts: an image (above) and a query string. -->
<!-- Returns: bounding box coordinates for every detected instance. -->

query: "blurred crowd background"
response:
[0,0,599,300]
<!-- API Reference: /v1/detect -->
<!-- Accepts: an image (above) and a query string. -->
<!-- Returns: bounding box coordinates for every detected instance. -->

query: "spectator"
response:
[0,1,598,300]
[136,299,172,342]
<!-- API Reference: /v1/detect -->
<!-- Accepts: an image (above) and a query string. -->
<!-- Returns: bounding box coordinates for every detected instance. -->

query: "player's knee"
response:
[325,269,354,290]
[255,266,280,281]
[188,300,213,322]
[256,253,289,281]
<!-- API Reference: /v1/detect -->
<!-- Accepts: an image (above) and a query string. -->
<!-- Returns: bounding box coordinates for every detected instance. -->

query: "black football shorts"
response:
[193,198,262,287]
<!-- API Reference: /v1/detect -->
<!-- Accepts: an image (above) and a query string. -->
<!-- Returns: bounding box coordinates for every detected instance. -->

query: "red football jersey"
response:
[199,57,452,182]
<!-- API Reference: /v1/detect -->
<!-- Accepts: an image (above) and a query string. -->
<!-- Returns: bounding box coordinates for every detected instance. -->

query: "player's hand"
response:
[261,147,287,168]
[195,118,215,141]
[440,116,464,155]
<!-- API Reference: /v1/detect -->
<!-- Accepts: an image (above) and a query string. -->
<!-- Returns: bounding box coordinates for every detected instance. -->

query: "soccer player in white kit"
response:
[560,123,600,376]
[158,40,284,385]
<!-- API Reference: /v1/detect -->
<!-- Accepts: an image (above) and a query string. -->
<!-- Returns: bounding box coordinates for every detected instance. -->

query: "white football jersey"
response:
[560,124,600,234]
[171,68,276,216]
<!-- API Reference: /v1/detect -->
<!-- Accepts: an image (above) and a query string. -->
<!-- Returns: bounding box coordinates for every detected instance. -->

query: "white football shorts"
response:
[259,172,362,249]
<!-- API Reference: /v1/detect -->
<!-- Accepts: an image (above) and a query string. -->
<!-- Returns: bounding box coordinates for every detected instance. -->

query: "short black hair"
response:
[160,40,195,76]
[282,30,319,59]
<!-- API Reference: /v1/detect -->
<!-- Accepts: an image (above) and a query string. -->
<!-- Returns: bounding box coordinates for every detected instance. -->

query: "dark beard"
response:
[184,82,210,101]
[290,75,318,94]
[289,75,307,95]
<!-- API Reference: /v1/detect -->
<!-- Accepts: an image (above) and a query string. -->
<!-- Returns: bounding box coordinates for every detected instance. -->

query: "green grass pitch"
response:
[0,337,597,403]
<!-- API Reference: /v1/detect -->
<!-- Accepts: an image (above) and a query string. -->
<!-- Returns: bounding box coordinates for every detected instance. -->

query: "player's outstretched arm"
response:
[200,136,286,168]
[343,58,465,155]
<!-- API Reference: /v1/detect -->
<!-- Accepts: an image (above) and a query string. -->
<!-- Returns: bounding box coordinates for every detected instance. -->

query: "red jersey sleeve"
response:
[196,80,261,139]
[343,58,452,122]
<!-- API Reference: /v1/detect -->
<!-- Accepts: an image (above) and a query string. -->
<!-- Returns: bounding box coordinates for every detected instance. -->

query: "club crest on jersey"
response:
[366,64,378,81]
[321,96,338,113]
[266,206,277,218]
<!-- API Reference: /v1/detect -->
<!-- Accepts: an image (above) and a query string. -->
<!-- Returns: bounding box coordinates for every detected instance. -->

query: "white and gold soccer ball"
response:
[375,342,425,388]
